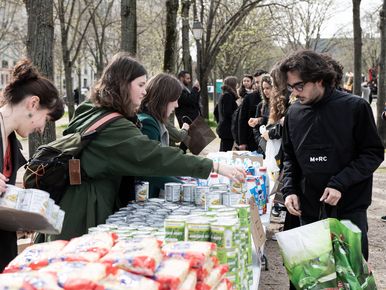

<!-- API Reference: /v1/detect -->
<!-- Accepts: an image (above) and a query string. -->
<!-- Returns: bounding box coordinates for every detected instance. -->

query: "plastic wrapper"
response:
[195,256,218,281]
[101,237,162,276]
[0,271,61,290]
[213,279,233,290]
[0,185,24,208]
[60,232,117,262]
[0,186,64,234]
[4,240,68,273]
[162,241,217,268]
[196,265,228,290]
[19,189,50,216]
[39,261,109,289]
[98,269,160,290]
[154,258,191,290]
[177,271,197,290]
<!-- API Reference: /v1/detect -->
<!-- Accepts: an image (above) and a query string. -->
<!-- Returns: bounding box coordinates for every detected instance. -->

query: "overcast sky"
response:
[321,0,382,37]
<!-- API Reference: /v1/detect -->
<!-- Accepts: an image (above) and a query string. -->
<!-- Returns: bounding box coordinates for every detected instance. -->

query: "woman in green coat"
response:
[53,53,245,240]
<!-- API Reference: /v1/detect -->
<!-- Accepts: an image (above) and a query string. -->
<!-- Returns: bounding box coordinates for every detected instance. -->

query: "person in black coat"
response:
[237,70,266,151]
[0,59,64,272]
[279,50,384,261]
[175,71,201,153]
[215,76,238,151]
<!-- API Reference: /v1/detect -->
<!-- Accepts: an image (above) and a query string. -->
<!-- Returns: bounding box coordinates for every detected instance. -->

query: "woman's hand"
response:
[248,118,258,127]
[0,173,9,197]
[261,130,269,141]
[182,123,190,131]
[215,162,246,183]
[248,117,262,128]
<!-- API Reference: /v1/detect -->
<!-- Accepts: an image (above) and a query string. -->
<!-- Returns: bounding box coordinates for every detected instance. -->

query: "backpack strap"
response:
[83,112,122,136]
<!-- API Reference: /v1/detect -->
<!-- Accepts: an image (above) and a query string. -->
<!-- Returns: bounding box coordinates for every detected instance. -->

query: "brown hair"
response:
[268,91,287,124]
[3,59,64,121]
[321,53,344,88]
[268,64,288,124]
[221,76,238,98]
[90,52,147,118]
[140,73,183,123]
[260,74,273,103]
[278,49,336,89]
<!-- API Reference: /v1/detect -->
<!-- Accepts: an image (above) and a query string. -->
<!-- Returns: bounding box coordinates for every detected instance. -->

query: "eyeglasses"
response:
[287,81,305,92]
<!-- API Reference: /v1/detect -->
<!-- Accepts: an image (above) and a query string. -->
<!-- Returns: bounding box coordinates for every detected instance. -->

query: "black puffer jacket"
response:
[282,87,384,218]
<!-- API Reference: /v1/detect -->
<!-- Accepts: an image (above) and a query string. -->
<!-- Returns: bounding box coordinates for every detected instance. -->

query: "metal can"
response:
[230,180,246,195]
[210,183,228,192]
[204,191,223,211]
[222,193,243,207]
[181,184,196,203]
[186,217,211,241]
[194,186,210,207]
[135,181,149,202]
[210,219,237,249]
[164,183,182,202]
[231,204,250,220]
[164,215,186,242]
[208,205,226,211]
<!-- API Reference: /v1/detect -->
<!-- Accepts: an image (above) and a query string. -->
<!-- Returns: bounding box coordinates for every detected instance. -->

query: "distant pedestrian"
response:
[237,70,265,151]
[73,89,80,105]
[175,70,201,153]
[215,76,238,151]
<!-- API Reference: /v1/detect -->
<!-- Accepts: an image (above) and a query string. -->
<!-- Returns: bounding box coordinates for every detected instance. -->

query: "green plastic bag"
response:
[329,219,377,290]
[276,218,377,290]
[276,219,337,289]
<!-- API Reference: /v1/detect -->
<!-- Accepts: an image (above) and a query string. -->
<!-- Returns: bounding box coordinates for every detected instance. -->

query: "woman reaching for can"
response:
[50,52,245,241]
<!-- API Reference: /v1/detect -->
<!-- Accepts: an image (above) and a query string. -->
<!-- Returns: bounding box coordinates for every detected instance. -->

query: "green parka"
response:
[52,101,212,240]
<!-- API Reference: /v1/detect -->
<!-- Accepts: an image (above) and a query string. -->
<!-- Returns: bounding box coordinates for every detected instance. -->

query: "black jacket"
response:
[238,91,261,150]
[216,91,238,140]
[175,86,201,127]
[0,131,27,272]
[282,88,384,218]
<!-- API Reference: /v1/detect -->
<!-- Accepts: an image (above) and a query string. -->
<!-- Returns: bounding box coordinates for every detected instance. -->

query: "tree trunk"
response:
[352,0,362,96]
[163,0,179,73]
[25,0,56,158]
[200,72,210,119]
[377,0,386,146]
[64,54,74,120]
[194,0,262,118]
[121,0,137,55]
[181,0,192,74]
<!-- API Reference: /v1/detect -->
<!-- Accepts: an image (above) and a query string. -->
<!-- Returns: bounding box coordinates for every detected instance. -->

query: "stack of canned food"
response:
[91,166,273,290]
[92,197,253,290]
[182,204,253,289]
[164,168,269,214]
[134,165,270,215]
